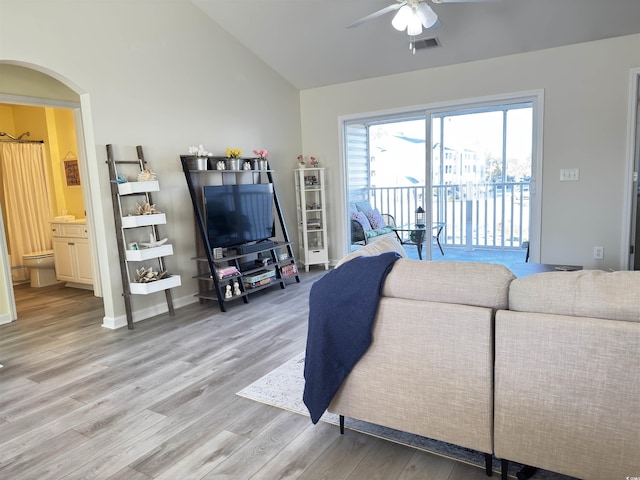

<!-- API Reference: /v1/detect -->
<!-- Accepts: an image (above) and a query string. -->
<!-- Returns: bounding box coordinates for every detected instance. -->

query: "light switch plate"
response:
[560,168,579,181]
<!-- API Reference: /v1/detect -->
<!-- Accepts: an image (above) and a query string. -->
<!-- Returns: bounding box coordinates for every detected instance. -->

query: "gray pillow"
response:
[355,201,373,213]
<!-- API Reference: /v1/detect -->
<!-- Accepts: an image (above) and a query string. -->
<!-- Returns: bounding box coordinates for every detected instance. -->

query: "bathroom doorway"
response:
[0,62,108,327]
[0,102,96,315]
[0,104,87,283]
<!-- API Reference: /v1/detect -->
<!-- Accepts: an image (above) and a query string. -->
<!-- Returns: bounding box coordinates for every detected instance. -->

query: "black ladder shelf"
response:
[107,145,180,329]
[180,155,300,312]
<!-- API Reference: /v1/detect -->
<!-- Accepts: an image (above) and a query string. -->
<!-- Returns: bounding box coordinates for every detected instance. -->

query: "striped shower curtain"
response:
[0,142,53,283]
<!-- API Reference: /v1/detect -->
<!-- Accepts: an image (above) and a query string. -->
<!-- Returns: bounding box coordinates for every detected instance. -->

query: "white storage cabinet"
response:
[295,167,329,272]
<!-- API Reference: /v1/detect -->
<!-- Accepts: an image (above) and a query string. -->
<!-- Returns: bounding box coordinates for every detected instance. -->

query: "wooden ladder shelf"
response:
[106,145,180,329]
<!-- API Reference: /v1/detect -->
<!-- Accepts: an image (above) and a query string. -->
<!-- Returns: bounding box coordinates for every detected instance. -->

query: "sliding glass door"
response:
[430,102,533,255]
[344,93,540,264]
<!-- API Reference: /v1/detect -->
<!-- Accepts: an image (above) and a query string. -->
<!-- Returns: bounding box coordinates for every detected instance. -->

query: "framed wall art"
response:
[64,159,81,187]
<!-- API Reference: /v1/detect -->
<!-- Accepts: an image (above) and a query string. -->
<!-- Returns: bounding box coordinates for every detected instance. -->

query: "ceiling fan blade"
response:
[347,2,404,29]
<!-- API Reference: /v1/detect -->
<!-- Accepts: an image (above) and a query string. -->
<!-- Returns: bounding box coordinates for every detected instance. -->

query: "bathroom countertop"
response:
[50,218,86,224]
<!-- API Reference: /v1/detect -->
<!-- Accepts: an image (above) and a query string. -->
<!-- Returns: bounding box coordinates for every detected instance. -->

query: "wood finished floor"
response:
[0,274,491,480]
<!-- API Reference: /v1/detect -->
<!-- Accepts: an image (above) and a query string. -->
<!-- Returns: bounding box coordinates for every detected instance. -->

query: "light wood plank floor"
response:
[0,274,491,480]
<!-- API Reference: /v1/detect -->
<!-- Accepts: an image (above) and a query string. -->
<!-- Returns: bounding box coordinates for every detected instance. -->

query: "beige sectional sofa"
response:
[330,237,515,475]
[494,270,640,480]
[324,238,640,479]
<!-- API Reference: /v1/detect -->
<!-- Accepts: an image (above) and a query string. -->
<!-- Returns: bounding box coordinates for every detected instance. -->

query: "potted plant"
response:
[253,149,269,170]
[226,147,242,170]
[188,145,211,170]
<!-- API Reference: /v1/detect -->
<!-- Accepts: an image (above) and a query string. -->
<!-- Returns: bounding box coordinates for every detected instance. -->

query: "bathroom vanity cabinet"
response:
[51,221,93,289]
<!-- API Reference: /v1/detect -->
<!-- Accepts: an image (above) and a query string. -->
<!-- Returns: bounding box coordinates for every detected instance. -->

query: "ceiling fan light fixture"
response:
[407,14,423,36]
[415,3,438,29]
[391,4,412,31]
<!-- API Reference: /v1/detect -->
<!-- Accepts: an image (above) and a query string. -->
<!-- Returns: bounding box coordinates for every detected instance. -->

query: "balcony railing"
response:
[360,182,530,250]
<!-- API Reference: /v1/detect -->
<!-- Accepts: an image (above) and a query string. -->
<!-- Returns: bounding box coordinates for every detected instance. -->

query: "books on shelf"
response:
[244,278,273,289]
[281,263,298,278]
[217,265,239,279]
[243,269,276,283]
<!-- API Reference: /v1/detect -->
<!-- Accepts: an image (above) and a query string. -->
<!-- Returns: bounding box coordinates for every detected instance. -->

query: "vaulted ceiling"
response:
[192,0,640,90]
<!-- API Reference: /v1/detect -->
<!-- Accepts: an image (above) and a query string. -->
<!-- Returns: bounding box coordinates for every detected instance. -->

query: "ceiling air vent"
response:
[414,37,440,51]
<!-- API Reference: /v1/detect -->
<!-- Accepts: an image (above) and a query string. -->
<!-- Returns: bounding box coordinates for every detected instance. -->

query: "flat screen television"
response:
[203,183,275,248]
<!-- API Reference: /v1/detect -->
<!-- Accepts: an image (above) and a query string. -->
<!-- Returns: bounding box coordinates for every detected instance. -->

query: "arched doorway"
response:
[0,62,112,326]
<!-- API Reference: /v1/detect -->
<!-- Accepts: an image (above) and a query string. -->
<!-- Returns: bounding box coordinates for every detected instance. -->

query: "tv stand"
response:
[236,240,274,255]
[180,155,300,312]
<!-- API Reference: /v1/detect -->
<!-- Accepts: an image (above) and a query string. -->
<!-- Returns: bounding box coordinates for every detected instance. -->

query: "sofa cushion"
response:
[382,259,515,310]
[336,235,407,268]
[509,269,640,322]
[365,226,394,238]
[366,208,387,229]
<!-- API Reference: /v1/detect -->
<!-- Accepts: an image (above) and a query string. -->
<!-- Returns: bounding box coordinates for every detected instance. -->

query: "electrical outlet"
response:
[593,246,604,260]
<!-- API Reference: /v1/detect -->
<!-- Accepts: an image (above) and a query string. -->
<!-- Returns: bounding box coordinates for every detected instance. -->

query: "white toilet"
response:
[22,250,59,287]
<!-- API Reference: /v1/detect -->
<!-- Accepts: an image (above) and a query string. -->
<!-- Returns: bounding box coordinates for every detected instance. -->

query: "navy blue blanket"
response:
[302,251,401,423]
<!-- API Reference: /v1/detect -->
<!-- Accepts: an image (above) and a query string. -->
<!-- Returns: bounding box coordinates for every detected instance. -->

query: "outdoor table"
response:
[393,222,445,259]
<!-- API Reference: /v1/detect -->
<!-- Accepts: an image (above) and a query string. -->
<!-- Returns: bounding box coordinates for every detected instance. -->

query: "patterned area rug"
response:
[237,352,576,480]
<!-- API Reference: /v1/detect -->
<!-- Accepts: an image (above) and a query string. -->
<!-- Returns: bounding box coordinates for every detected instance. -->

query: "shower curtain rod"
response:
[0,131,43,143]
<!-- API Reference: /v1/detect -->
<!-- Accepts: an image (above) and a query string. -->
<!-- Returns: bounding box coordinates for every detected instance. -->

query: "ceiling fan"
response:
[348,0,494,52]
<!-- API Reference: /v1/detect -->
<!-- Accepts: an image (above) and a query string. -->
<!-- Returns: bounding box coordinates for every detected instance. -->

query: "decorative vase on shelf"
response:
[227,158,240,171]
[193,157,208,171]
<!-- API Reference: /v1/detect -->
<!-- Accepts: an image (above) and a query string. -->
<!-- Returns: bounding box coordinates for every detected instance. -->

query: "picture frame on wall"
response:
[64,159,81,187]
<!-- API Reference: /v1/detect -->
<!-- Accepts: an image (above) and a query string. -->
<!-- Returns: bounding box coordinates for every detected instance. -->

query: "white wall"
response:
[301,34,640,271]
[0,0,302,327]
[2,1,639,329]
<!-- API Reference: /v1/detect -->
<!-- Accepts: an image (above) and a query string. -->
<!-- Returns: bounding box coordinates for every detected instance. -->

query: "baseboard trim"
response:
[0,312,14,325]
[101,293,198,330]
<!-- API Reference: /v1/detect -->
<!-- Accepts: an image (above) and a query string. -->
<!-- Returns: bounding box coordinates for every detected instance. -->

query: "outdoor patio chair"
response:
[350,201,396,245]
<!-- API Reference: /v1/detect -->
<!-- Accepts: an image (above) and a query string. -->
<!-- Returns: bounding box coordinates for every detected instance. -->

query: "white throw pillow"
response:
[352,211,372,231]
[366,208,387,229]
